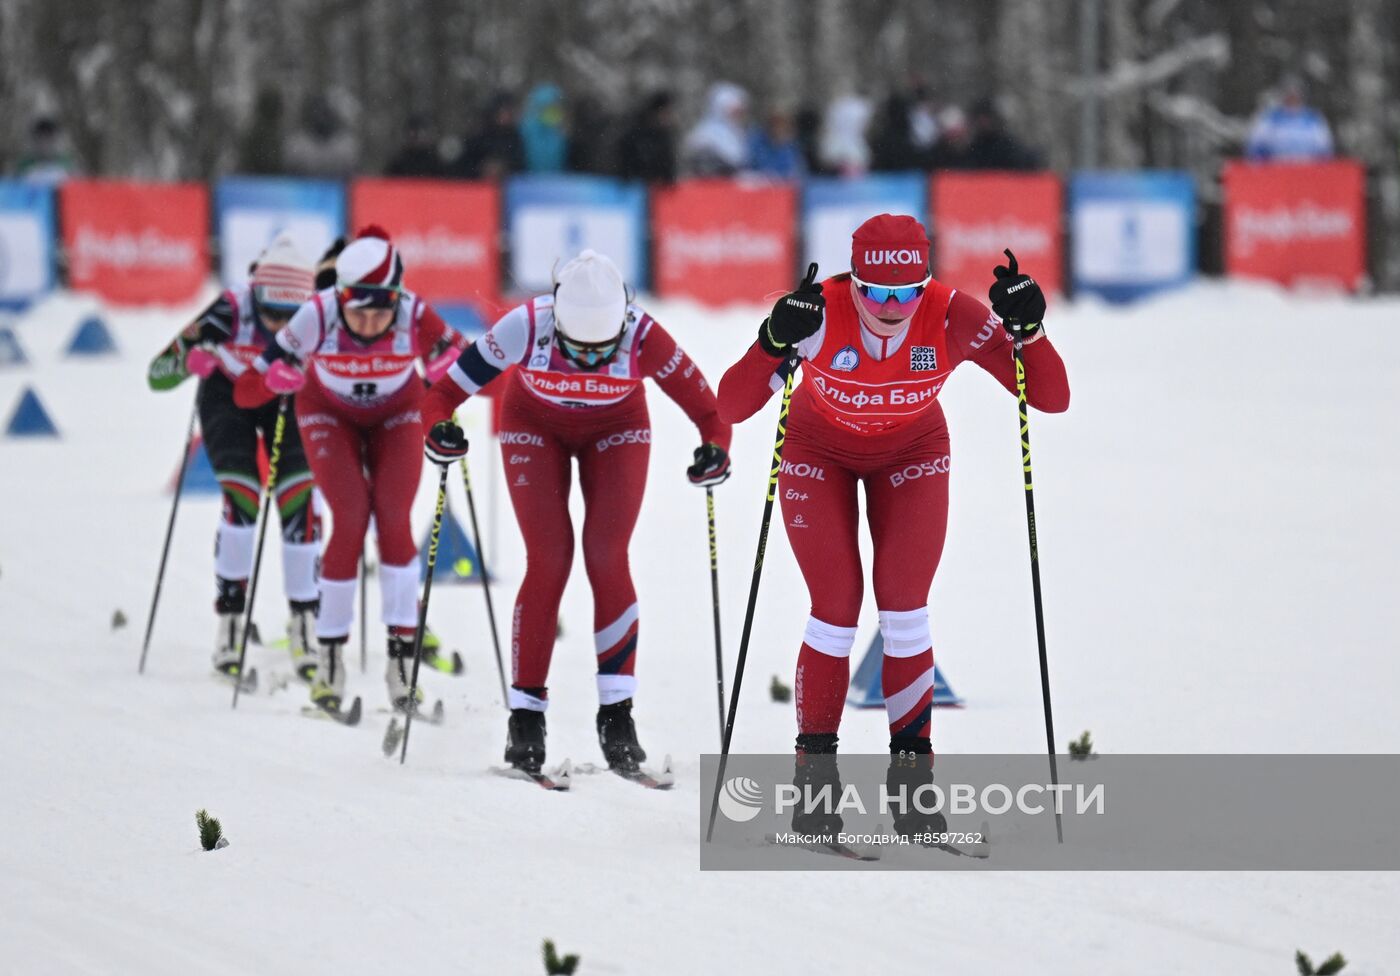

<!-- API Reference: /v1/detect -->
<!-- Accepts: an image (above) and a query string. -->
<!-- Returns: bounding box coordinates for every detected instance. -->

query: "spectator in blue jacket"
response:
[749,109,805,180]
[521,84,569,173]
[1245,76,1334,162]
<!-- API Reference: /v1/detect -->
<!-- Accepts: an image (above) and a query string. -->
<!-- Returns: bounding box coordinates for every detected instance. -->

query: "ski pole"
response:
[231,396,289,709]
[706,353,800,842]
[139,399,199,673]
[399,463,450,763]
[359,554,368,673]
[705,486,725,746]
[1011,319,1063,844]
[455,426,508,707]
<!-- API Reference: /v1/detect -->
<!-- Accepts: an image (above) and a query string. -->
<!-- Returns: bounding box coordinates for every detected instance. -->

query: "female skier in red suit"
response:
[718,214,1070,838]
[421,250,731,775]
[235,226,467,718]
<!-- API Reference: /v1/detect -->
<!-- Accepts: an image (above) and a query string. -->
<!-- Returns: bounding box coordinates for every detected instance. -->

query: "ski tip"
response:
[554,758,573,787]
[381,717,403,757]
[345,696,363,726]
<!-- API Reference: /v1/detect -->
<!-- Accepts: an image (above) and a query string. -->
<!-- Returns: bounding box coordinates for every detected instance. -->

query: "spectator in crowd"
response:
[616,91,678,183]
[927,106,973,170]
[681,82,752,177]
[14,116,77,185]
[907,79,940,161]
[794,105,824,174]
[748,108,805,180]
[521,84,569,173]
[819,92,873,177]
[236,89,285,175]
[870,92,923,171]
[1245,75,1334,162]
[966,97,1041,170]
[456,91,525,180]
[567,94,617,175]
[284,94,357,179]
[385,113,446,178]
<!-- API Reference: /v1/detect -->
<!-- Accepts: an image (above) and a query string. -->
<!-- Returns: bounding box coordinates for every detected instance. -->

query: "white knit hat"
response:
[553,249,627,343]
[250,233,313,310]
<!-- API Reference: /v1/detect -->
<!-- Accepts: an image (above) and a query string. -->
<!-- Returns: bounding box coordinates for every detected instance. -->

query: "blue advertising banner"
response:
[504,176,647,293]
[215,177,344,288]
[1070,171,1196,302]
[0,181,56,309]
[801,174,927,282]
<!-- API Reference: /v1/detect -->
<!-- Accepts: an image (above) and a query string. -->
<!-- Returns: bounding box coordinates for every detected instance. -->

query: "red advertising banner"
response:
[652,180,796,306]
[1223,160,1366,291]
[62,181,209,305]
[350,179,500,305]
[932,172,1062,298]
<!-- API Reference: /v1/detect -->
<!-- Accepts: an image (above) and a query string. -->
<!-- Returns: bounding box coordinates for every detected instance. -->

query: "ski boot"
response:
[504,706,548,774]
[211,611,249,682]
[596,698,648,772]
[791,733,845,840]
[286,599,318,684]
[385,631,426,715]
[308,639,348,715]
[211,578,250,684]
[886,737,947,841]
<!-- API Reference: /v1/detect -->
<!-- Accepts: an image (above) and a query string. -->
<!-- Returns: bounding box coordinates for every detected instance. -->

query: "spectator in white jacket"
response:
[681,82,752,177]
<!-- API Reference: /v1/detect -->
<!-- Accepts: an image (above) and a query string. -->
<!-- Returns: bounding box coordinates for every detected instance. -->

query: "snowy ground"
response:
[1,282,1397,974]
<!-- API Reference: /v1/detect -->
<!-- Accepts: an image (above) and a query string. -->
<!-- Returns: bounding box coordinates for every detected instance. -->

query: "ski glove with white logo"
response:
[687,443,731,487]
[759,263,824,357]
[425,420,469,466]
[989,249,1045,341]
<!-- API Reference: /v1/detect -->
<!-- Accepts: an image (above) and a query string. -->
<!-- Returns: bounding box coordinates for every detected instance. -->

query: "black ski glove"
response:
[759,263,824,357]
[988,249,1046,341]
[315,237,347,290]
[425,420,468,466]
[687,443,731,487]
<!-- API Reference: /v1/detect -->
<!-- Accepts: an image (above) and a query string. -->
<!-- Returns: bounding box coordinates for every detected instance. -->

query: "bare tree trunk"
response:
[1101,0,1142,168]
[996,0,1063,169]
[1345,0,1398,290]
[753,0,801,107]
[815,0,854,98]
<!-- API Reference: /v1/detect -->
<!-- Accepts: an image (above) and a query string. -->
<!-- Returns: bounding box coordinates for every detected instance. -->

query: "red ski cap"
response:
[851,213,930,285]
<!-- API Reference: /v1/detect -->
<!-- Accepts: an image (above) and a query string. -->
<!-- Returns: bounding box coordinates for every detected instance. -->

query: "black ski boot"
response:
[886,736,947,840]
[505,707,547,773]
[791,733,844,840]
[596,698,647,771]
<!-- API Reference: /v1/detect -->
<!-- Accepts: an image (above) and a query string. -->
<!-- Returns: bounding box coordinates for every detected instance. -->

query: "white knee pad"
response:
[878,607,931,658]
[379,562,420,630]
[803,616,857,658]
[214,522,255,581]
[281,542,320,603]
[873,604,929,658]
[317,577,356,640]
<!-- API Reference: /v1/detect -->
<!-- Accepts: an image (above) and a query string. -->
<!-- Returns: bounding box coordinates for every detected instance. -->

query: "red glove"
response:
[266,360,306,395]
[185,346,220,379]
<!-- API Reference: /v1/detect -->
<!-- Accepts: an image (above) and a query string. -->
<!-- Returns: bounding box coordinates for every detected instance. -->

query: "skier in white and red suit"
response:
[234,226,467,718]
[717,214,1070,838]
[146,233,319,686]
[420,249,733,775]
